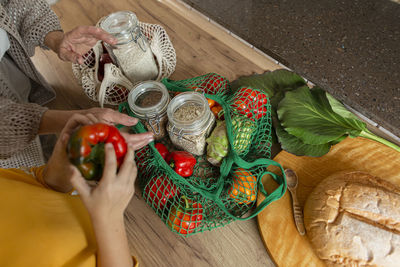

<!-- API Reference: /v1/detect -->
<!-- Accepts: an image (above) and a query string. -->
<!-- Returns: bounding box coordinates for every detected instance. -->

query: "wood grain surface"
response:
[256,137,400,267]
[31,0,282,266]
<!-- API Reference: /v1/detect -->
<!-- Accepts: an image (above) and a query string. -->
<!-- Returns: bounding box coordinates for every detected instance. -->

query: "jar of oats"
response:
[128,81,169,140]
[167,92,216,156]
[99,11,158,84]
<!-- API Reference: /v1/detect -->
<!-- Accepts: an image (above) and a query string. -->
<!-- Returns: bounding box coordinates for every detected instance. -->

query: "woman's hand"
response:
[45,26,117,64]
[70,143,137,267]
[42,113,153,192]
[39,108,154,142]
[43,113,97,192]
[69,144,137,221]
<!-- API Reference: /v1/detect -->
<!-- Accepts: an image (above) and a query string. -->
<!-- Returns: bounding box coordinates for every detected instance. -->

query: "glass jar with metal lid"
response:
[99,11,158,84]
[128,81,169,140]
[167,91,216,156]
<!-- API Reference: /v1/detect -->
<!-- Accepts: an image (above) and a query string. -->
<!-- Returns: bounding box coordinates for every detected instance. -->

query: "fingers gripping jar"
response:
[167,92,216,156]
[100,11,158,84]
[128,81,170,140]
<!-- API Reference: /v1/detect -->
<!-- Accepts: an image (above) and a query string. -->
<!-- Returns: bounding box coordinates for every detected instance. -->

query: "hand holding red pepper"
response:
[168,151,196,177]
[67,123,127,180]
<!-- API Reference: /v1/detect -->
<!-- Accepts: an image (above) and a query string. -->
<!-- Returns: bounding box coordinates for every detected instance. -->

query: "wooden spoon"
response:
[284,169,306,235]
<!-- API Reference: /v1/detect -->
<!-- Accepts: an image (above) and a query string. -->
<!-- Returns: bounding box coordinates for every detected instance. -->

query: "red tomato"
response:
[232,98,250,116]
[232,87,268,121]
[199,74,227,95]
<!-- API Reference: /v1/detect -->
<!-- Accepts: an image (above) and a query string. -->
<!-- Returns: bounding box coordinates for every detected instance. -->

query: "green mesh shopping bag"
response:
[119,73,286,237]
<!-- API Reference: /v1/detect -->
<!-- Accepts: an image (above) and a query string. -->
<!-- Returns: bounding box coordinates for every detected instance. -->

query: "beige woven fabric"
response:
[72,21,176,107]
[0,136,45,168]
[0,0,62,159]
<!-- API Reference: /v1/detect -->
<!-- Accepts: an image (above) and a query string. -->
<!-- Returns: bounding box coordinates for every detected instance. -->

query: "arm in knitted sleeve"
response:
[0,96,47,158]
[3,0,62,56]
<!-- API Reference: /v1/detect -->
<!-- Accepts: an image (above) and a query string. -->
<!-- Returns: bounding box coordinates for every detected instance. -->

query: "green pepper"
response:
[67,123,127,180]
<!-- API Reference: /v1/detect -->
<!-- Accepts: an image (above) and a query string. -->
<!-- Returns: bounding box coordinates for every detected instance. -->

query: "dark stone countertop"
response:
[182,0,400,137]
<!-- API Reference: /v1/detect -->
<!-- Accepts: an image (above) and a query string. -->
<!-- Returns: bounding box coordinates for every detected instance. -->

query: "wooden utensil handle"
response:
[291,192,306,235]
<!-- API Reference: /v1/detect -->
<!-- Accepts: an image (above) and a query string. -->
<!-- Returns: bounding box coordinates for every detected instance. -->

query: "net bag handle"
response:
[213,155,286,221]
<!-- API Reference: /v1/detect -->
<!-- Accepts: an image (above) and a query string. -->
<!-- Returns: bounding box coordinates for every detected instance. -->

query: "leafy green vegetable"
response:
[231,69,307,96]
[231,69,400,156]
[274,121,331,157]
[277,86,367,145]
[326,92,400,151]
[278,86,400,152]
[326,93,359,120]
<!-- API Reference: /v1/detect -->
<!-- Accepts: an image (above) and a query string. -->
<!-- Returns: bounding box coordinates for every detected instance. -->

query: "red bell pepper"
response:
[168,196,203,235]
[67,123,127,180]
[169,151,196,177]
[145,175,179,209]
[155,143,169,160]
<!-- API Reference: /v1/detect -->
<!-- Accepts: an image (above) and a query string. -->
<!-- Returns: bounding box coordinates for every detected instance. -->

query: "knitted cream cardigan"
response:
[0,0,62,158]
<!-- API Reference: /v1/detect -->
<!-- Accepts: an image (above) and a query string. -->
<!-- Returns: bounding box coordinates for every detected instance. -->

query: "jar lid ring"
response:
[145,114,161,135]
[168,125,196,144]
[115,26,146,52]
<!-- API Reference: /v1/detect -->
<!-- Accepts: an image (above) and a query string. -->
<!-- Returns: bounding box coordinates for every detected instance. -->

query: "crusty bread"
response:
[304,171,400,267]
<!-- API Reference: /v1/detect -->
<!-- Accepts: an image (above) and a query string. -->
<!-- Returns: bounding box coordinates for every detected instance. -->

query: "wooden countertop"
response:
[32,0,281,266]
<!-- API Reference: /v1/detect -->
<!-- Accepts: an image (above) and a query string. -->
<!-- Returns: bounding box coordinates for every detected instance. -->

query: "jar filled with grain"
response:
[99,11,158,84]
[128,81,169,140]
[167,92,216,156]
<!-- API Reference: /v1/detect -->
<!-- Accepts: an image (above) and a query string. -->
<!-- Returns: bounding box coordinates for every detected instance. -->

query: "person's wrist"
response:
[39,109,79,134]
[90,210,125,228]
[44,30,64,54]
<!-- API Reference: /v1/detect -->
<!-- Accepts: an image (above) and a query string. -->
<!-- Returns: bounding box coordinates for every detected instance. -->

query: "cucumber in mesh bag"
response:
[231,115,256,154]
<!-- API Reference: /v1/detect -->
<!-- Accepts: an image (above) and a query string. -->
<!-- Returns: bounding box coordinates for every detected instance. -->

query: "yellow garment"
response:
[0,166,119,267]
[0,166,96,267]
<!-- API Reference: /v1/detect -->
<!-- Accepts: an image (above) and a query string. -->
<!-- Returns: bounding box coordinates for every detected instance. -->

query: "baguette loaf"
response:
[304,171,400,267]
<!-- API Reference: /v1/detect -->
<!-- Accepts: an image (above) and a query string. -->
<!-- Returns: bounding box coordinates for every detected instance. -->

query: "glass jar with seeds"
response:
[167,91,216,156]
[99,11,158,84]
[128,81,170,140]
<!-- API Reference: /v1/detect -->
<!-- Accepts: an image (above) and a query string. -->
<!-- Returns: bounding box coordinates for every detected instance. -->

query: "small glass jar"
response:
[99,11,158,84]
[128,81,169,140]
[167,92,216,156]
